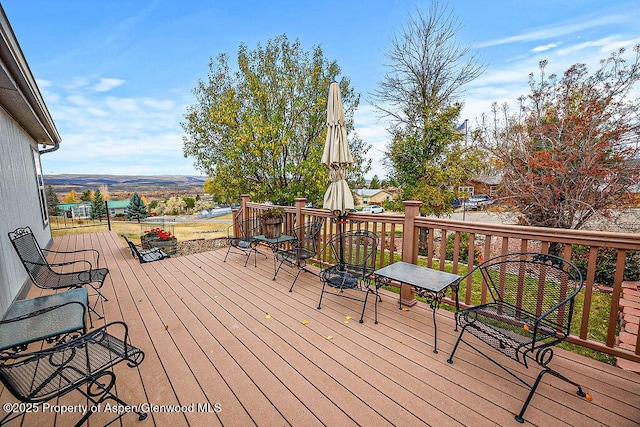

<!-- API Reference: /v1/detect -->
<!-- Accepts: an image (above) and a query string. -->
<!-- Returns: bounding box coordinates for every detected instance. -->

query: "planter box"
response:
[141,235,178,255]
[260,218,283,239]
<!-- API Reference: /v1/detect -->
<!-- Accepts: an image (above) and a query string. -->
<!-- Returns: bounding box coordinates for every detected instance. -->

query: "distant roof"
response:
[470,175,503,186]
[107,200,131,209]
[354,188,392,197]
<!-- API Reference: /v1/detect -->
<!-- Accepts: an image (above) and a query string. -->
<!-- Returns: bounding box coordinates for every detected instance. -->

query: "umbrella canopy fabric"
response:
[322,82,354,215]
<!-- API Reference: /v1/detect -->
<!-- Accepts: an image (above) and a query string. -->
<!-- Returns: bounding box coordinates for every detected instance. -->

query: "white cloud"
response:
[93,77,125,92]
[475,14,628,48]
[531,42,561,53]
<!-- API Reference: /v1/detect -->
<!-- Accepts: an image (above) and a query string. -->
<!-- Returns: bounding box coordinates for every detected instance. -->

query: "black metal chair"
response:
[273,220,324,292]
[318,230,380,323]
[223,217,264,267]
[8,227,109,320]
[446,252,588,423]
[0,321,147,426]
[122,234,170,263]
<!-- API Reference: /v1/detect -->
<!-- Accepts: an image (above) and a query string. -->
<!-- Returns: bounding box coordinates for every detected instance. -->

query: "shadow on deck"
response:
[1,231,639,426]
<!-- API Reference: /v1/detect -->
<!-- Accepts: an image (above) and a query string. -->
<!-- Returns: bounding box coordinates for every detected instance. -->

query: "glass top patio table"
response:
[374,261,460,354]
[0,288,87,352]
[253,234,297,277]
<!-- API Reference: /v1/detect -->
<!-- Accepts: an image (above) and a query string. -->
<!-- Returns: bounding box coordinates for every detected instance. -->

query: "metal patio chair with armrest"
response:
[317,230,380,323]
[0,321,147,426]
[446,252,589,423]
[273,220,324,292]
[122,234,170,263]
[8,227,109,321]
[223,217,265,267]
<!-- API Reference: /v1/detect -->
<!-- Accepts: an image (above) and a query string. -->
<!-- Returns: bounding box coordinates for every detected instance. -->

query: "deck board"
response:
[2,231,639,426]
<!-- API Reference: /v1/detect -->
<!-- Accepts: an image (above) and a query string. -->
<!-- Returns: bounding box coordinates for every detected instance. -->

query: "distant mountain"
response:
[44,174,207,196]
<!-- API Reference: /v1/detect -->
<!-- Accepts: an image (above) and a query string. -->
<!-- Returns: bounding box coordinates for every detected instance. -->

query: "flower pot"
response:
[261,217,282,239]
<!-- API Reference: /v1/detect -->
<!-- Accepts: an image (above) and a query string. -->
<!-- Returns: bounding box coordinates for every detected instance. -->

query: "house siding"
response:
[0,109,52,314]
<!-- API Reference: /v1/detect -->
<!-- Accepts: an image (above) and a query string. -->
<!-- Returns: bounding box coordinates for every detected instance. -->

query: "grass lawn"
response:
[50,215,233,244]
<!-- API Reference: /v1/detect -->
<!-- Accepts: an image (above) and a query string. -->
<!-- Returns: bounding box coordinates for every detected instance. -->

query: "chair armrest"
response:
[43,247,101,268]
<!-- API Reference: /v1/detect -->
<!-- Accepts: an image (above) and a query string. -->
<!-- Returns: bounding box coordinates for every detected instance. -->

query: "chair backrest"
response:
[237,217,261,239]
[121,235,141,258]
[8,227,49,280]
[326,230,378,279]
[292,221,324,255]
[478,252,583,331]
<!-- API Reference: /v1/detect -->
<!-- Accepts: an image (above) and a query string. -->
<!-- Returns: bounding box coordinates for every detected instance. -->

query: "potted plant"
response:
[258,207,285,239]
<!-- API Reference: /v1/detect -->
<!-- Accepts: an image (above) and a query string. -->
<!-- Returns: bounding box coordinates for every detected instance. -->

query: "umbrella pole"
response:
[337,214,346,266]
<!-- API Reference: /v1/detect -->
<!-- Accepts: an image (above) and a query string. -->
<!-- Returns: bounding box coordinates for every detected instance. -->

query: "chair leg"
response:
[318,281,327,309]
[289,268,303,292]
[446,326,467,364]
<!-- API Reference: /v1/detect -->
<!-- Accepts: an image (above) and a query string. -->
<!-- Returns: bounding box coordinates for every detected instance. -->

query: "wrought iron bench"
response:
[122,235,170,263]
[8,227,109,320]
[446,252,589,423]
[0,321,147,426]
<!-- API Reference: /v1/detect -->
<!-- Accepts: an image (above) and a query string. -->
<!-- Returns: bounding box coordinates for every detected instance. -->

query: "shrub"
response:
[572,245,640,286]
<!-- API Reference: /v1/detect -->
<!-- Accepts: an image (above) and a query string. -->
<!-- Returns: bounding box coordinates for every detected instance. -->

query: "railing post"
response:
[401,200,422,306]
[241,194,251,222]
[295,198,307,228]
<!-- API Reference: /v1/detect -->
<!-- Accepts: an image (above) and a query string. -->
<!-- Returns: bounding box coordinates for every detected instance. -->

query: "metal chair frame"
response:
[317,230,380,323]
[8,227,109,320]
[223,217,265,267]
[446,252,588,423]
[273,221,324,292]
[122,235,170,263]
[0,321,147,426]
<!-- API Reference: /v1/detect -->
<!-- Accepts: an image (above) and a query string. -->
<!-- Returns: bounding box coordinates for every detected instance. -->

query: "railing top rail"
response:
[415,216,640,250]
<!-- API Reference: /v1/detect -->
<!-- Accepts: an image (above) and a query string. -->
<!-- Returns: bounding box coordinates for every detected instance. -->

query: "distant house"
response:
[458,175,502,198]
[353,188,396,207]
[57,200,131,218]
[0,6,61,314]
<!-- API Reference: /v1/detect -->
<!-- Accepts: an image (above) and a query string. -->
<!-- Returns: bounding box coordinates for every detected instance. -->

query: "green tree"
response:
[372,3,486,215]
[45,185,59,216]
[79,189,93,202]
[182,197,196,211]
[126,192,148,223]
[368,175,381,189]
[91,189,106,220]
[182,34,370,206]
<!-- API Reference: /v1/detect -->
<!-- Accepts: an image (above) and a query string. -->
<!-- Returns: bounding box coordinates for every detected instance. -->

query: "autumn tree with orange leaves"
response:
[483,46,640,231]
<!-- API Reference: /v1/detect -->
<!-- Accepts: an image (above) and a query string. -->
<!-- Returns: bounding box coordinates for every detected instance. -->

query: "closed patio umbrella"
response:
[322,82,354,216]
[322,82,354,264]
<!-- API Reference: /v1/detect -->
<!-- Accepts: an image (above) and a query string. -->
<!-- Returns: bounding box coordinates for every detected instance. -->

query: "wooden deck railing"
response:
[237,195,640,364]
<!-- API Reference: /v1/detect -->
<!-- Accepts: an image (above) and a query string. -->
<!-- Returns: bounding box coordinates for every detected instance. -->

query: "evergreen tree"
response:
[91,189,107,220]
[45,185,59,216]
[79,189,93,202]
[126,192,148,223]
[368,175,381,189]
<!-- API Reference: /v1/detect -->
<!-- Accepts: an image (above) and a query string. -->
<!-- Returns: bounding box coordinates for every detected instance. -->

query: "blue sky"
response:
[2,0,639,179]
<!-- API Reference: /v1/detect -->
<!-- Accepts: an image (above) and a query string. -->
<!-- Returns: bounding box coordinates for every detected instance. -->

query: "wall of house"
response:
[0,109,52,315]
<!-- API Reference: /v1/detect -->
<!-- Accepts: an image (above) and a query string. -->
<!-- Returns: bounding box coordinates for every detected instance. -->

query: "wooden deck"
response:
[2,231,639,426]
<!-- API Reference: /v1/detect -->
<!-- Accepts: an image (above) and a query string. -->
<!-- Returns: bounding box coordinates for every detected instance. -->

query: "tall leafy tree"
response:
[62,189,79,203]
[484,46,640,230]
[126,192,148,223]
[91,189,106,220]
[372,2,486,215]
[182,34,370,206]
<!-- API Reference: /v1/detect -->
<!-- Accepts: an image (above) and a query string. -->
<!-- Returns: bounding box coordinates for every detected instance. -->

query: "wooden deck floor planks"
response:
[1,230,639,426]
